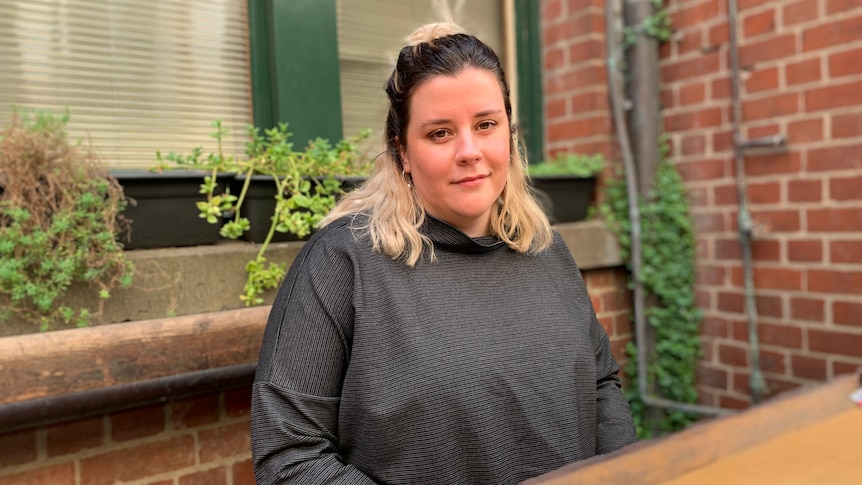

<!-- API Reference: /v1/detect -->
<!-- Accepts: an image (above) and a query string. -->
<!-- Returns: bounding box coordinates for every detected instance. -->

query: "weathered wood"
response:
[0,306,270,404]
[527,371,862,484]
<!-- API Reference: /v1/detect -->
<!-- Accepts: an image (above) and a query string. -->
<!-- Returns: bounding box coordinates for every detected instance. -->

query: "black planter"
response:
[230,175,366,244]
[529,176,596,224]
[113,169,226,249]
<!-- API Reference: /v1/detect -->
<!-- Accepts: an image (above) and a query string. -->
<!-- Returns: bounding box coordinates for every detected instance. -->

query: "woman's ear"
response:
[396,136,410,172]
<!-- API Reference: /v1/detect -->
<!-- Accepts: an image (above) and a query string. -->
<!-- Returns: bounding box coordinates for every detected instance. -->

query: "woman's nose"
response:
[456,133,481,164]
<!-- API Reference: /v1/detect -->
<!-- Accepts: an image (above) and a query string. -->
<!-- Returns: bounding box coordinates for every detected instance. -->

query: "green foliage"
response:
[154,120,371,305]
[623,0,673,48]
[600,150,702,439]
[0,109,133,329]
[527,152,606,177]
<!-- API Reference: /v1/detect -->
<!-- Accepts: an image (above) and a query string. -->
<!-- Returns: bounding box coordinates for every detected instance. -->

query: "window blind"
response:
[0,0,252,168]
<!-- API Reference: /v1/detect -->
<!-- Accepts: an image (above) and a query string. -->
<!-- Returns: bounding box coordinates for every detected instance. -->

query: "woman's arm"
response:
[251,230,377,484]
[591,314,639,454]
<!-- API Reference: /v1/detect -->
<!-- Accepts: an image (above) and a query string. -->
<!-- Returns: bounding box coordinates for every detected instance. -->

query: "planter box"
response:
[113,169,225,249]
[230,175,366,243]
[529,176,597,224]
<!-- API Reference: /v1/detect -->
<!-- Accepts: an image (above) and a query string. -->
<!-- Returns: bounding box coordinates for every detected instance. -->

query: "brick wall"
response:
[0,387,253,485]
[542,0,862,409]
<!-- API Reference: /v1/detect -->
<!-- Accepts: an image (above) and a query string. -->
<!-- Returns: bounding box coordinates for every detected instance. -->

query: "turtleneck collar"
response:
[421,215,507,254]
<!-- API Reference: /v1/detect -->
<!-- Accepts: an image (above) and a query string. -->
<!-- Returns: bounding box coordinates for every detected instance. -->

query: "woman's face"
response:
[399,67,510,237]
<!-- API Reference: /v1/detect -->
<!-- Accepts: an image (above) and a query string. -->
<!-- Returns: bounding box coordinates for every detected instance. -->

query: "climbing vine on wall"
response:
[601,143,703,438]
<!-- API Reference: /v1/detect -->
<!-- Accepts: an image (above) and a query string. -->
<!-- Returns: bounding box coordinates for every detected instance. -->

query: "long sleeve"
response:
[251,226,376,484]
[590,313,638,454]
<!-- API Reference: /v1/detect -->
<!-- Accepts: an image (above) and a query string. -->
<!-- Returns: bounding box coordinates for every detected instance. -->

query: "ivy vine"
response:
[623,0,673,47]
[601,143,703,438]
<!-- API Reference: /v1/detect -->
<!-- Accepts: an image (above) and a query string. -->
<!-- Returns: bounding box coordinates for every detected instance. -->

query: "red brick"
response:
[742,93,799,121]
[701,317,729,338]
[755,294,783,319]
[787,118,823,143]
[709,23,729,47]
[681,134,707,156]
[547,116,610,142]
[0,428,37,468]
[784,0,818,27]
[791,355,827,380]
[670,0,722,28]
[808,269,862,294]
[787,179,822,203]
[545,64,606,95]
[834,301,862,328]
[715,238,741,260]
[826,0,862,14]
[697,289,713,310]
[829,47,862,78]
[232,458,256,485]
[833,360,862,376]
[753,239,781,262]
[732,370,752,396]
[713,184,737,205]
[758,322,803,348]
[738,0,775,10]
[832,240,862,264]
[791,297,825,322]
[788,239,823,262]
[111,404,165,442]
[0,463,75,485]
[542,13,605,46]
[764,377,802,398]
[697,365,729,389]
[807,144,862,172]
[808,208,862,232]
[664,107,724,132]
[698,265,726,286]
[743,151,801,176]
[679,81,706,106]
[739,34,797,65]
[830,175,862,201]
[199,422,251,463]
[760,349,787,374]
[542,0,563,21]
[747,124,782,141]
[803,13,862,52]
[570,89,609,112]
[46,416,104,457]
[678,158,727,181]
[712,76,732,100]
[785,58,821,86]
[568,37,604,63]
[544,46,565,71]
[662,51,721,82]
[80,436,195,485]
[719,394,750,410]
[695,212,727,233]
[718,291,745,313]
[747,181,781,204]
[719,343,750,367]
[752,209,801,232]
[745,66,779,93]
[179,467,228,485]
[172,393,220,430]
[567,0,604,9]
[546,98,566,119]
[806,80,862,112]
[743,9,776,38]
[754,267,802,291]
[833,113,862,139]
[809,329,862,357]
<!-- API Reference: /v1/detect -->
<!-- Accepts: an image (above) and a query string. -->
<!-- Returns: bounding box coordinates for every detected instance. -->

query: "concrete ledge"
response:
[3,220,622,334]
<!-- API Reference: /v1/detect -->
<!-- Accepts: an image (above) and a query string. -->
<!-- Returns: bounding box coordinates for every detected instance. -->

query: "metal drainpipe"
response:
[728,0,787,404]
[605,0,732,416]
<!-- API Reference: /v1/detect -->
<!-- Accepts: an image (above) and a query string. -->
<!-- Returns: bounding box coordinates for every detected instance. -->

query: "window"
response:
[0,0,252,168]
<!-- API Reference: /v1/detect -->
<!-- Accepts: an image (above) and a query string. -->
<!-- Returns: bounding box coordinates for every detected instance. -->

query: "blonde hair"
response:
[321,23,552,266]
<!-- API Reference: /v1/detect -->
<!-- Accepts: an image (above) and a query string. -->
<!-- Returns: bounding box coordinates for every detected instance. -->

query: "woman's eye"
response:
[477,120,497,131]
[429,129,450,140]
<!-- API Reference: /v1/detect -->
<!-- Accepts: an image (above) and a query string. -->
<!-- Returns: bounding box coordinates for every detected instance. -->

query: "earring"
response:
[402,169,413,189]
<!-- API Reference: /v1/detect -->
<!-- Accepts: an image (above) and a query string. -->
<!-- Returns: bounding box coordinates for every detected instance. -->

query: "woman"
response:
[251,22,637,484]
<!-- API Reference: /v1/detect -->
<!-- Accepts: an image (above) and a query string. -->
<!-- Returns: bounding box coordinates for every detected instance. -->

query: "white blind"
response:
[336,0,504,157]
[0,0,252,168]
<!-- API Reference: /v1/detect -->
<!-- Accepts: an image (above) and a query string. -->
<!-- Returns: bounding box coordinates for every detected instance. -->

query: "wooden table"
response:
[527,372,862,485]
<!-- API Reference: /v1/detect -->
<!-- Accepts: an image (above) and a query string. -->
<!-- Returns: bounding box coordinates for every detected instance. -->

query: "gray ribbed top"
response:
[252,215,637,484]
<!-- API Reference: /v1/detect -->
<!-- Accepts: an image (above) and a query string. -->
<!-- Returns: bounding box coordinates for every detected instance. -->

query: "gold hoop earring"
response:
[402,169,413,189]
